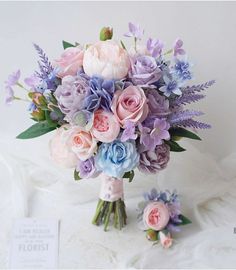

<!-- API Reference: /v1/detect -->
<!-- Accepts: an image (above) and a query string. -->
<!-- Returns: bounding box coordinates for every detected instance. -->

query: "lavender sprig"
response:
[182,80,215,95]
[33,43,53,79]
[171,93,205,107]
[169,110,204,125]
[172,119,211,129]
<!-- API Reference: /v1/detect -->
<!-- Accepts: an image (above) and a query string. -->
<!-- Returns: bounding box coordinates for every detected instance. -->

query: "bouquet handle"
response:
[92,174,127,231]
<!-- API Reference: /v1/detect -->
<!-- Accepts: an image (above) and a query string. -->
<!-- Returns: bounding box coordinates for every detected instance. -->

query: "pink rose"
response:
[159,231,173,249]
[83,40,130,80]
[54,47,84,78]
[68,126,97,161]
[111,85,149,126]
[143,202,170,231]
[49,125,78,168]
[91,109,120,143]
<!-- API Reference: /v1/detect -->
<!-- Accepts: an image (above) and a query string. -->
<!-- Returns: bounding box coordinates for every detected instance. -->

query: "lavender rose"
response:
[138,144,170,174]
[129,55,162,86]
[54,75,89,118]
[76,157,99,179]
[146,89,170,117]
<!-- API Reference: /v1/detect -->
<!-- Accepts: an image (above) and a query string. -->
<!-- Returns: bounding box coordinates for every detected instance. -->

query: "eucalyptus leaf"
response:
[165,140,186,152]
[170,127,201,141]
[74,170,81,181]
[16,121,57,139]
[178,214,192,225]
[62,40,75,49]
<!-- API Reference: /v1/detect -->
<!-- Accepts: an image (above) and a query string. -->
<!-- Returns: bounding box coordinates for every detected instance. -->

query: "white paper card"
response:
[9,218,59,269]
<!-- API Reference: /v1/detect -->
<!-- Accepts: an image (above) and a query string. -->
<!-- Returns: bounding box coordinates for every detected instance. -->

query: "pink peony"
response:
[54,47,84,78]
[49,125,78,168]
[91,109,120,143]
[83,40,130,80]
[159,231,173,249]
[143,201,170,231]
[111,85,149,127]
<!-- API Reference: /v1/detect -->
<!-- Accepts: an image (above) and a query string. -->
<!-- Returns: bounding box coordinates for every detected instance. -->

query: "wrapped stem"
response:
[92,174,127,231]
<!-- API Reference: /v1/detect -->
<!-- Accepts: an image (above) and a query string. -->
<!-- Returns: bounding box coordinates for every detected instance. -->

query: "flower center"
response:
[94,114,109,132]
[148,208,160,225]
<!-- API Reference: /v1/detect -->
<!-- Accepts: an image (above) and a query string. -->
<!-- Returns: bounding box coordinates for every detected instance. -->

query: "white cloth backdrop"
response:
[0,1,236,269]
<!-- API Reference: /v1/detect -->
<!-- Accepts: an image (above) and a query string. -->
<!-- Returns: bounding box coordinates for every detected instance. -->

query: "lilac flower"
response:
[146,89,170,117]
[5,86,14,105]
[173,39,185,57]
[139,119,170,151]
[172,58,192,81]
[124,22,144,40]
[159,76,182,97]
[120,120,137,142]
[84,76,115,112]
[5,70,21,87]
[4,70,21,105]
[147,38,164,58]
[76,157,98,179]
[24,74,41,89]
[138,144,170,174]
[129,55,162,86]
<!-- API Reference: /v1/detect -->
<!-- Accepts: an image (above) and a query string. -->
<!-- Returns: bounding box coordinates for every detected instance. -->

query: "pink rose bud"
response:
[143,202,170,231]
[159,231,173,249]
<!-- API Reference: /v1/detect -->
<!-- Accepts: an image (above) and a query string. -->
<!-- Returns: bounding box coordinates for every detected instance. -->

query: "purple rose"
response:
[138,144,170,174]
[76,157,98,179]
[54,75,89,115]
[146,89,170,117]
[129,55,162,86]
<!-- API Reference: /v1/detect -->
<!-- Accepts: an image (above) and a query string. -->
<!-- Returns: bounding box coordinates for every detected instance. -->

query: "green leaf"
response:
[120,40,126,50]
[74,170,81,181]
[177,214,192,226]
[62,40,75,49]
[123,170,134,182]
[165,140,186,152]
[45,110,58,127]
[170,127,201,141]
[16,121,57,139]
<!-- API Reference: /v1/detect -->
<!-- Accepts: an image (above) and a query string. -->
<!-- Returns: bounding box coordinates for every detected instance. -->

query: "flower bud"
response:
[146,229,158,241]
[31,108,45,121]
[100,27,113,41]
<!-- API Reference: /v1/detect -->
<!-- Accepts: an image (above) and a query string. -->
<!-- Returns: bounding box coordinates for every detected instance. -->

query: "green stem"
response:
[104,202,113,231]
[92,199,103,225]
[16,82,29,92]
[164,49,173,55]
[14,96,30,102]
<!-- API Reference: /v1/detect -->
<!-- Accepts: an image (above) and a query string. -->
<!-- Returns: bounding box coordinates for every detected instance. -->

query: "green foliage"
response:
[74,170,81,181]
[165,140,186,152]
[170,127,201,141]
[16,121,58,139]
[62,40,75,49]
[123,170,134,182]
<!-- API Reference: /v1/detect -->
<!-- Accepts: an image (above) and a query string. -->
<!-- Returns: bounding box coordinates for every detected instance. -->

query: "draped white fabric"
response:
[0,137,235,269]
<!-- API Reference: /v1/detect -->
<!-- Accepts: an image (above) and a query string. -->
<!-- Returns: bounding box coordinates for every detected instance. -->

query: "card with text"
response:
[9,218,59,269]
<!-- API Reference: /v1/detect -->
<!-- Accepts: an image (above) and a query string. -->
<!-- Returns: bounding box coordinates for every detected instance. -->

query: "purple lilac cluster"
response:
[4,22,214,180]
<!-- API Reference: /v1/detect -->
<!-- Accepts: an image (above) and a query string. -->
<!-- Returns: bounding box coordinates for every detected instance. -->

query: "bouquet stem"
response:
[92,174,127,231]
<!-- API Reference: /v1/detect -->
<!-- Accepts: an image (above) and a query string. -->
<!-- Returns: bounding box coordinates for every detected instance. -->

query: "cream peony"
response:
[83,40,130,80]
[49,125,78,168]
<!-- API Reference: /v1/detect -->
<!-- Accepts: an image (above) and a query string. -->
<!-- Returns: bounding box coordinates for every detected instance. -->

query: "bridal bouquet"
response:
[5,23,214,231]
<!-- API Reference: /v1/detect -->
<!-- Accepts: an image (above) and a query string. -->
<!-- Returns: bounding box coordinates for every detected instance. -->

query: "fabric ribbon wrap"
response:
[99,174,124,202]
